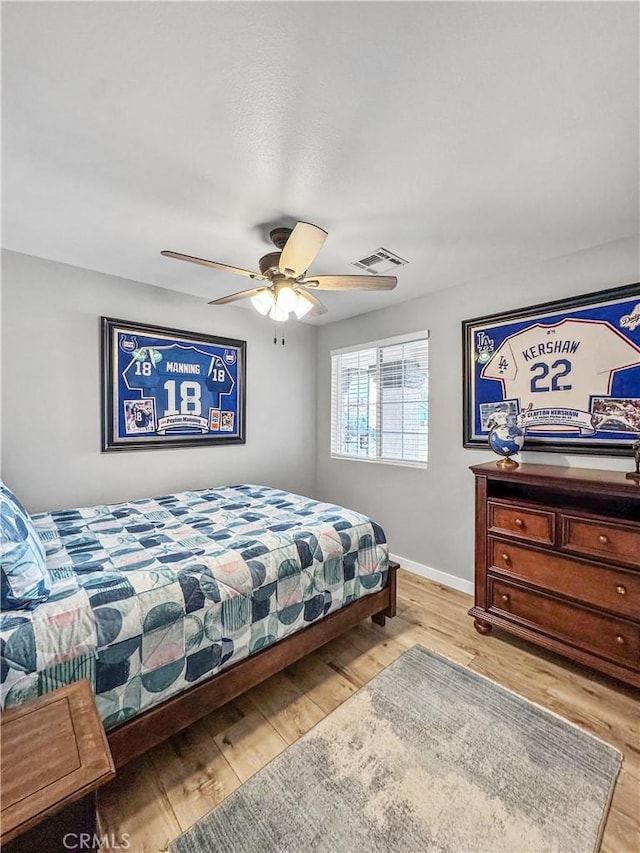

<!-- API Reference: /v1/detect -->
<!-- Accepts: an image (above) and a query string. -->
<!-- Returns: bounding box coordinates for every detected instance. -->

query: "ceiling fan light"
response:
[251,288,275,315]
[268,303,289,322]
[275,285,298,313]
[294,292,314,319]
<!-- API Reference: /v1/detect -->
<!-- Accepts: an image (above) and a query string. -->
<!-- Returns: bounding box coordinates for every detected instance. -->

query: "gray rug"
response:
[170,646,621,853]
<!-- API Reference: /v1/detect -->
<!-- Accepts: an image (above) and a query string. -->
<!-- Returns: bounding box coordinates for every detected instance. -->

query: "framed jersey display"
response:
[462,283,640,456]
[102,317,246,451]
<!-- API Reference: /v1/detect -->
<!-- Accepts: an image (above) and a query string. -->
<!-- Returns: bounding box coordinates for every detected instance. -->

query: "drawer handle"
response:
[514,518,524,528]
[500,593,510,603]
[615,635,625,645]
[616,585,627,596]
[598,534,609,545]
[501,553,511,564]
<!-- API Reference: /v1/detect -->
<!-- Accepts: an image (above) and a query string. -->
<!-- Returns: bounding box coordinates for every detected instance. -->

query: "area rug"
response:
[170,646,621,853]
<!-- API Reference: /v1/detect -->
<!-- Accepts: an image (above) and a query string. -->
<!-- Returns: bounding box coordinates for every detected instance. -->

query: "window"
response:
[330,331,429,467]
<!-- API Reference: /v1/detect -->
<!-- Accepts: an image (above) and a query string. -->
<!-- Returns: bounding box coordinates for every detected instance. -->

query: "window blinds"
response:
[330,332,429,466]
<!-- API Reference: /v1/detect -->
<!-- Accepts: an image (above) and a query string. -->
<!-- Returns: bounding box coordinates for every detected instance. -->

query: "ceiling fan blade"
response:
[161,250,266,281]
[279,222,328,277]
[297,288,328,316]
[208,286,265,305]
[300,274,397,291]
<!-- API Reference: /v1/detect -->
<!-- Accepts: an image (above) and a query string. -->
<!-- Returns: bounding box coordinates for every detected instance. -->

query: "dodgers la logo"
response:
[620,303,640,332]
[475,331,494,364]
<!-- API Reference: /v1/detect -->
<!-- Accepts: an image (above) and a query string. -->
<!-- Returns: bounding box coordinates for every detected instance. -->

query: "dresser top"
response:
[470,461,640,497]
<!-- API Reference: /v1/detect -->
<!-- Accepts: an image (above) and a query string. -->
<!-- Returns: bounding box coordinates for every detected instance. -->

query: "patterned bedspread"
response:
[0,485,388,729]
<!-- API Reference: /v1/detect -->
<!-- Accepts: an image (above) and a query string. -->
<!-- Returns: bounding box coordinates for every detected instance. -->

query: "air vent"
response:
[351,248,409,275]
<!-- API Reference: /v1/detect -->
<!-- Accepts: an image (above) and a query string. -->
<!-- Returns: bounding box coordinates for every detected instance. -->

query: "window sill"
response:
[330,453,428,470]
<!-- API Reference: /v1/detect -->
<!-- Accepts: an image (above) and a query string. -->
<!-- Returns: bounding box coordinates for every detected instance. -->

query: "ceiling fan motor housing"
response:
[258,252,282,277]
[269,227,293,250]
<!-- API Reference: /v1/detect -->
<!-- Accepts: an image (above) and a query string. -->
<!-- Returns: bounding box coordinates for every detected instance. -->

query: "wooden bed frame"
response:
[107,562,398,768]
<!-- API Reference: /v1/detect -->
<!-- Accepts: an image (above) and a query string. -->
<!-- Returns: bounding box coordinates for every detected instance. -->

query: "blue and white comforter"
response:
[0,485,388,729]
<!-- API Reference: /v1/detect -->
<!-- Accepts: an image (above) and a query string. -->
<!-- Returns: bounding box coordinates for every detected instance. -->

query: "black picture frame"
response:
[101,317,246,451]
[462,283,640,456]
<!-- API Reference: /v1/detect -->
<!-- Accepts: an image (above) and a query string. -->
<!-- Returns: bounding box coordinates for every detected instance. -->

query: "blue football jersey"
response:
[123,344,235,422]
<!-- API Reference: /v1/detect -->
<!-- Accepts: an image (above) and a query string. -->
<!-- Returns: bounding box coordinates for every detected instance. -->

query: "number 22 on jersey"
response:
[530,358,572,393]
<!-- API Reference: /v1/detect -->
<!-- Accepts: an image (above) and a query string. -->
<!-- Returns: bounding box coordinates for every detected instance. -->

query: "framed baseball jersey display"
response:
[102,317,246,451]
[462,283,640,456]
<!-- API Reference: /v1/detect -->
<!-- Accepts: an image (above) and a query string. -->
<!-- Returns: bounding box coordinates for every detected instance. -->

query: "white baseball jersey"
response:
[481,319,640,411]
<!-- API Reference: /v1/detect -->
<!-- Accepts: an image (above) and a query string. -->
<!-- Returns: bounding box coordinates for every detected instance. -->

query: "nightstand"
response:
[1,679,115,853]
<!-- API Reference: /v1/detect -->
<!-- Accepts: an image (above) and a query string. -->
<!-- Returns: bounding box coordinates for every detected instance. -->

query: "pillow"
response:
[1,481,51,610]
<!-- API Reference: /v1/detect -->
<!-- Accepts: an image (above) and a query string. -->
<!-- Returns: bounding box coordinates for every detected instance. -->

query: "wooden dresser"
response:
[469,462,640,688]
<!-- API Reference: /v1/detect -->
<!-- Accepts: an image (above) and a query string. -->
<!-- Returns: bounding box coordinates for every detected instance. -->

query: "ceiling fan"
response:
[161,221,397,321]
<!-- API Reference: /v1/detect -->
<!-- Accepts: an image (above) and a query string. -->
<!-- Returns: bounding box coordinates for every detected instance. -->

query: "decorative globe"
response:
[488,422,525,465]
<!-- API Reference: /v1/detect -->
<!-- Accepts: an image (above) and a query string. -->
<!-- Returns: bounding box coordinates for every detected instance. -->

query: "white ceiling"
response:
[2,1,638,323]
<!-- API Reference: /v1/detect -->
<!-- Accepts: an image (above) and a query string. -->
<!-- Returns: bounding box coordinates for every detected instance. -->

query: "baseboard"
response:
[389,553,474,596]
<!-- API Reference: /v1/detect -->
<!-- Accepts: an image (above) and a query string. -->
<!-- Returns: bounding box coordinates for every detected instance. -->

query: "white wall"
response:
[316,236,640,587]
[3,238,639,588]
[1,250,318,512]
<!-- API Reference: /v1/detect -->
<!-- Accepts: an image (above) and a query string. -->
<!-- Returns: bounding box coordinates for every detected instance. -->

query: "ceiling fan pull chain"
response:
[274,324,278,346]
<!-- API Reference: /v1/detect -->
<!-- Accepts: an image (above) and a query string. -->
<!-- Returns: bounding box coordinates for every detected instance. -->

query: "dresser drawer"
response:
[560,515,640,568]
[488,502,554,545]
[489,579,640,668]
[488,538,640,619]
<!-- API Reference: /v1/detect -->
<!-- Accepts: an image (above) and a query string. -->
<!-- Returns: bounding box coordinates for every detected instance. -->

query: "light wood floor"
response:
[99,570,640,852]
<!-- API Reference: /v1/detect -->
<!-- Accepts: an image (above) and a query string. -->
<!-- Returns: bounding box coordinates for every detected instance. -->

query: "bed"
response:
[1,483,397,767]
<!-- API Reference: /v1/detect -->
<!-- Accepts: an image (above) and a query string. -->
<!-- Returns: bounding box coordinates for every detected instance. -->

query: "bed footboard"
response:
[107,561,398,768]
